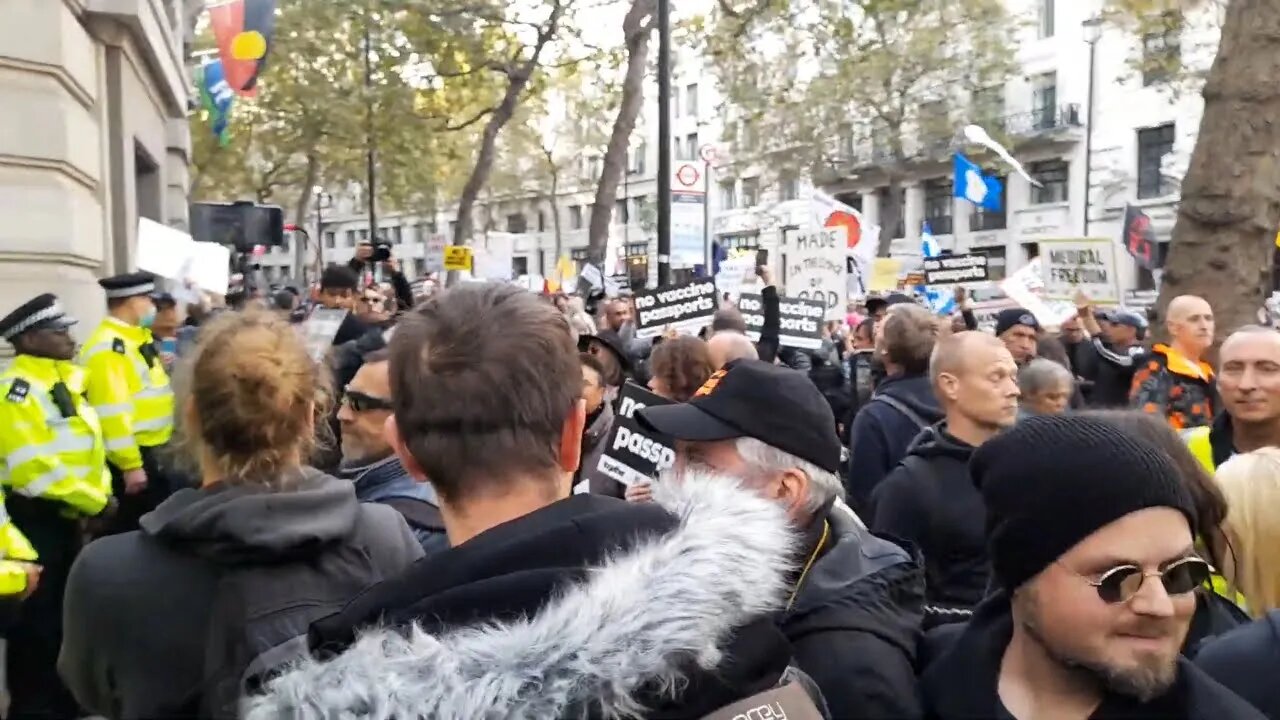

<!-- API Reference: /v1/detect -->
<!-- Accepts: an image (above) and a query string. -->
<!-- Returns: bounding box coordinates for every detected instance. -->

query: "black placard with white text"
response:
[737,293,824,350]
[922,253,989,286]
[633,279,718,339]
[596,382,675,487]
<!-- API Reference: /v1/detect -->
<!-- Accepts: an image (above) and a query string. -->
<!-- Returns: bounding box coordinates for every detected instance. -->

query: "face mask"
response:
[139,308,156,329]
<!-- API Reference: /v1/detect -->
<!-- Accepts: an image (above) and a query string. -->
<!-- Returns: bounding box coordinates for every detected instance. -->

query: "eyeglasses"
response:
[342,388,393,412]
[1067,556,1213,604]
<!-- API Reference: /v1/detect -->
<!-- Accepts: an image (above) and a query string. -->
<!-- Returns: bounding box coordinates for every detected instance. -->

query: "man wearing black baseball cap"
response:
[635,359,924,719]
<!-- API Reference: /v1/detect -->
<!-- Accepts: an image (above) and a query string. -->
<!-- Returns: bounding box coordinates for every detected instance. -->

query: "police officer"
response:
[0,293,112,718]
[80,272,175,535]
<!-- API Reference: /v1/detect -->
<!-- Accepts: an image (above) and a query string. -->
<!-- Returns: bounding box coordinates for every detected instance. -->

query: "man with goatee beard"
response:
[919,415,1264,720]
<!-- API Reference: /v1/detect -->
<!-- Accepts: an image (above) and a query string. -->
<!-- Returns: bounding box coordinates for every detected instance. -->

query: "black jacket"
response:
[1196,610,1280,719]
[846,374,943,511]
[870,424,986,625]
[1084,338,1144,408]
[920,592,1265,720]
[58,471,424,719]
[285,479,815,719]
[783,502,925,719]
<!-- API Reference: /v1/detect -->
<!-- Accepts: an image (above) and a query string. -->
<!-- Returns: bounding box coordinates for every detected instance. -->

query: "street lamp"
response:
[1082,15,1104,236]
[656,0,672,286]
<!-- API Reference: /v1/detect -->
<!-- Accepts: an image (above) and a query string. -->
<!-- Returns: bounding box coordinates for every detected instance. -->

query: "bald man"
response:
[1131,295,1216,430]
[870,332,1019,627]
[1184,325,1280,470]
[707,331,759,369]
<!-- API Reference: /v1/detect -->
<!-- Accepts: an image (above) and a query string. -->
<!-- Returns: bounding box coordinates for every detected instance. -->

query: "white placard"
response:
[1000,257,1078,326]
[186,242,231,296]
[785,226,848,321]
[424,234,447,274]
[136,218,195,279]
[1039,239,1120,304]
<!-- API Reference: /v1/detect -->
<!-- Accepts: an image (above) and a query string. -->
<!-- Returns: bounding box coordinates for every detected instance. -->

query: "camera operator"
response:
[348,238,413,310]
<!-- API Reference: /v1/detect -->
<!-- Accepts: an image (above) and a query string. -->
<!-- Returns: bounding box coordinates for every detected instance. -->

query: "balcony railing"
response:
[984,103,1083,137]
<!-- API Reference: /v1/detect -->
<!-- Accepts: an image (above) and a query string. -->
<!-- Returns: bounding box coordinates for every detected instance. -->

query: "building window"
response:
[923,178,954,235]
[324,231,336,249]
[537,211,546,232]
[569,205,583,230]
[741,177,760,208]
[571,247,589,271]
[633,195,649,225]
[345,230,356,247]
[359,228,370,242]
[512,256,529,276]
[1037,0,1054,39]
[1032,72,1058,130]
[974,246,1008,281]
[878,186,906,239]
[1029,159,1070,204]
[779,176,800,201]
[685,132,699,161]
[616,199,630,224]
[506,213,527,233]
[672,87,681,118]
[629,143,647,175]
[686,84,699,117]
[742,121,759,152]
[972,86,1005,132]
[1137,123,1176,199]
[1142,12,1183,86]
[969,174,1008,230]
[388,226,402,244]
[719,180,737,210]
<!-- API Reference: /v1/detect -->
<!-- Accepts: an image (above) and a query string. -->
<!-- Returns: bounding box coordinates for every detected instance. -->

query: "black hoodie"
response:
[1196,610,1280,719]
[58,472,424,719]
[871,424,987,627]
[846,374,943,511]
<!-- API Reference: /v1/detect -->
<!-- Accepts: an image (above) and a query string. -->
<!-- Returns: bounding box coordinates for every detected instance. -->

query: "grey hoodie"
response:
[243,472,802,719]
[58,470,423,719]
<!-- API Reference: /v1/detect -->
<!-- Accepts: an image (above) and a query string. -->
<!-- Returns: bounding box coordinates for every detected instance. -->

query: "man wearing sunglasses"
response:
[335,349,447,553]
[920,415,1262,720]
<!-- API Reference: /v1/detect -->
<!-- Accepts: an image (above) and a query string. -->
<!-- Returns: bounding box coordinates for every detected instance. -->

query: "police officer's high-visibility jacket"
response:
[78,317,174,471]
[0,355,111,516]
[0,491,38,596]
[1182,426,1216,473]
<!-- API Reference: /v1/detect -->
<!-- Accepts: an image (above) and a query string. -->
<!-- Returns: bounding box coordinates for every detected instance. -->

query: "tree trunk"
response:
[585,0,657,269]
[546,149,564,272]
[448,0,567,285]
[878,177,902,257]
[1154,0,1280,342]
[293,152,320,284]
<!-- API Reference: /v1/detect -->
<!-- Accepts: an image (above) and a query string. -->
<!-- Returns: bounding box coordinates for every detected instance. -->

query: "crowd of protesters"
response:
[1,241,1280,719]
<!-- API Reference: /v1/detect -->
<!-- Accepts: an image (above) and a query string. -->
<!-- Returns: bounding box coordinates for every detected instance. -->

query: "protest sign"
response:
[1039,239,1120,304]
[867,258,902,293]
[443,246,472,271]
[738,293,824,350]
[1000,258,1078,326]
[785,226,847,320]
[302,308,347,363]
[633,278,718,338]
[595,383,675,488]
[923,253,989,286]
[424,234,447,274]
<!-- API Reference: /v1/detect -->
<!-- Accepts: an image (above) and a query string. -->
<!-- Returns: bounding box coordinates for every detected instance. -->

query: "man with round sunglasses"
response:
[920,415,1263,720]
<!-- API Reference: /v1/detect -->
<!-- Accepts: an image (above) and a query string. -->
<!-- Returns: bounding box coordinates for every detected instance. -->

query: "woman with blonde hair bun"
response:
[58,309,423,719]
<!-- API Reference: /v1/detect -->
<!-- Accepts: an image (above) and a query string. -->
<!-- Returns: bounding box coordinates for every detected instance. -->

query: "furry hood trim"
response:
[243,472,797,719]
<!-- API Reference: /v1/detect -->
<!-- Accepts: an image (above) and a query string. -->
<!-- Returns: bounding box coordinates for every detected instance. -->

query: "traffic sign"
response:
[675,164,701,188]
[698,144,718,163]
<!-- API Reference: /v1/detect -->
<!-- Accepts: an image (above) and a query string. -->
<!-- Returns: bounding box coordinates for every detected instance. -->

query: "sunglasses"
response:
[1071,556,1212,604]
[342,388,393,412]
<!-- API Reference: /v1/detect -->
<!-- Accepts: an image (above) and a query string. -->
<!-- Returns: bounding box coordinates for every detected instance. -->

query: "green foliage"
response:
[1103,0,1225,96]
[705,0,1021,182]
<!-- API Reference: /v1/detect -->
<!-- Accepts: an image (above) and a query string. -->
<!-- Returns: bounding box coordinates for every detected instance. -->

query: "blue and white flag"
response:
[919,222,955,315]
[953,153,1004,212]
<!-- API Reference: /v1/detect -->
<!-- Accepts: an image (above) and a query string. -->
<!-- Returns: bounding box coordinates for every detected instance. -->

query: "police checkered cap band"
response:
[103,282,155,299]
[2,303,68,340]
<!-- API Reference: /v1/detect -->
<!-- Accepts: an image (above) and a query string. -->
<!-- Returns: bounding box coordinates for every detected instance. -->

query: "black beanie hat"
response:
[971,415,1197,591]
[994,307,1040,337]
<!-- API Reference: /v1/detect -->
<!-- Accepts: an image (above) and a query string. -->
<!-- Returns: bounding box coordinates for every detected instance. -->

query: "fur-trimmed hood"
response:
[244,472,799,719]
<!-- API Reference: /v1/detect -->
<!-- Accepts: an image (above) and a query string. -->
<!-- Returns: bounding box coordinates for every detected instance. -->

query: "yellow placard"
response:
[868,258,902,292]
[443,246,473,271]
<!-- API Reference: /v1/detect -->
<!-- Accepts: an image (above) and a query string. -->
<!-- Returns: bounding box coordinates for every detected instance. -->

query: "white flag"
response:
[963,124,1042,188]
